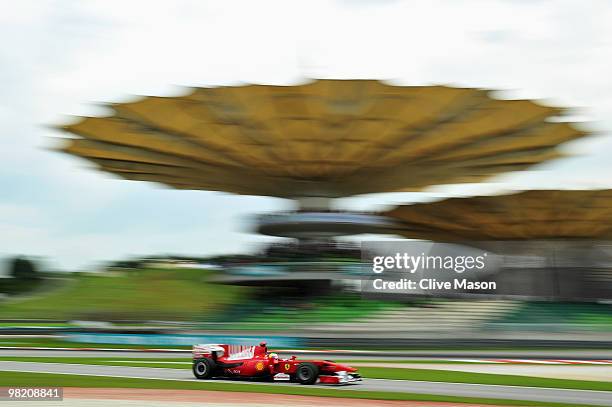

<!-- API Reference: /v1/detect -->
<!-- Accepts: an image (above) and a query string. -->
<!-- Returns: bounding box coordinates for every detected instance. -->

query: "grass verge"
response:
[0,337,192,349]
[0,371,604,407]
[0,268,246,320]
[1,357,610,392]
[358,366,612,392]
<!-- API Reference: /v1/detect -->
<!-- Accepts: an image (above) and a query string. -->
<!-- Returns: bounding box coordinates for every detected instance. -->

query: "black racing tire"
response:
[193,357,216,379]
[296,362,319,385]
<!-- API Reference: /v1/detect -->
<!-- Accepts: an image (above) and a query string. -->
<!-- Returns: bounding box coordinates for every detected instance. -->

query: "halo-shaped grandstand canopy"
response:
[57,80,587,198]
[386,190,612,241]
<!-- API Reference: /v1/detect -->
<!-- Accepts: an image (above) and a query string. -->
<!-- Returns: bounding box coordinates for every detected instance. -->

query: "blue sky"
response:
[2,0,612,270]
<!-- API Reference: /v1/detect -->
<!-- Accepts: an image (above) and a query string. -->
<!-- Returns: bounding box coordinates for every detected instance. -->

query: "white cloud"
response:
[1,0,612,269]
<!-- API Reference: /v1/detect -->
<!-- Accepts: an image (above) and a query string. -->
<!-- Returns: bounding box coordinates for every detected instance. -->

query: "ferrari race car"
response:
[192,342,361,385]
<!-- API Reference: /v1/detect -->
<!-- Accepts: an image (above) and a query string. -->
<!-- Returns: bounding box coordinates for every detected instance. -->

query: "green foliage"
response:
[0,268,247,320]
[10,257,39,280]
[230,294,400,326]
[494,302,612,328]
[357,366,612,392]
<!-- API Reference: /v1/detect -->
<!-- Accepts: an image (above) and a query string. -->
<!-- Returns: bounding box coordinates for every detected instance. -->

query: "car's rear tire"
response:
[193,358,216,379]
[296,362,318,385]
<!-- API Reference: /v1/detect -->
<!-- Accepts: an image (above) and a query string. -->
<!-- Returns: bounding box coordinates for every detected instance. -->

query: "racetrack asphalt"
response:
[0,361,611,406]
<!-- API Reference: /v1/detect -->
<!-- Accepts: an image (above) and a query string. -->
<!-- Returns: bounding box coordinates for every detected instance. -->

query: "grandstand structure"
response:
[385,190,612,300]
[256,211,397,239]
[386,189,612,241]
[57,79,587,246]
[308,299,521,333]
[43,76,612,341]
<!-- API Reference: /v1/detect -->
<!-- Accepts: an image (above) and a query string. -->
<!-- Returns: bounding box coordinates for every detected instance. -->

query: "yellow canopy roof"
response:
[57,79,587,198]
[386,189,612,240]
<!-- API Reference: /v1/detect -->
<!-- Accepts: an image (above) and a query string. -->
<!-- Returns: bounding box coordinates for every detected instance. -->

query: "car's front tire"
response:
[193,357,216,379]
[296,362,319,385]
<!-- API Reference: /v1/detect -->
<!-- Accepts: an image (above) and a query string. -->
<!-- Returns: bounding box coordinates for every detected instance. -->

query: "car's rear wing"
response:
[192,344,225,359]
[192,343,264,360]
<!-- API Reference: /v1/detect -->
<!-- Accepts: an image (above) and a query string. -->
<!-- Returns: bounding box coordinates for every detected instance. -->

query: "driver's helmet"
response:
[268,352,278,359]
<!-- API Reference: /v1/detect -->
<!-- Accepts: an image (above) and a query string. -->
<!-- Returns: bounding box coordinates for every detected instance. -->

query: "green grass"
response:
[0,356,191,369]
[0,277,47,295]
[239,294,400,324]
[495,302,612,327]
[0,371,603,407]
[0,337,191,349]
[346,359,539,364]
[0,268,247,320]
[2,356,610,392]
[347,359,612,365]
[358,367,612,391]
[0,322,74,327]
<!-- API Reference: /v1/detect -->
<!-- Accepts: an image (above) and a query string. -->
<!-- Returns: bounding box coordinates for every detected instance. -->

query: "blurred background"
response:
[2,0,612,353]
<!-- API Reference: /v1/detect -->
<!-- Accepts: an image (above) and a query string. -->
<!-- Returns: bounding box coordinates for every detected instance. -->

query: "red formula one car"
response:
[192,342,361,385]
